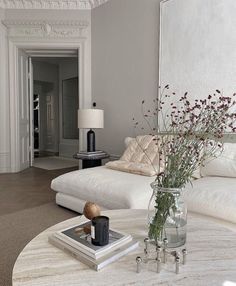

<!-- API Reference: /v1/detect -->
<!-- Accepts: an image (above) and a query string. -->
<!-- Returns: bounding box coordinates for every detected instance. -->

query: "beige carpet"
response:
[0,167,78,286]
[0,167,77,216]
[33,156,79,170]
[0,203,77,286]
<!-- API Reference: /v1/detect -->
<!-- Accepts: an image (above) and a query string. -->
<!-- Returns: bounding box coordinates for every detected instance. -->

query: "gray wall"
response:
[91,0,161,157]
[58,58,79,157]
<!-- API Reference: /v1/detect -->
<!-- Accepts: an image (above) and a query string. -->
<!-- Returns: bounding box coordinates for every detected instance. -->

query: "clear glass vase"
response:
[148,181,187,248]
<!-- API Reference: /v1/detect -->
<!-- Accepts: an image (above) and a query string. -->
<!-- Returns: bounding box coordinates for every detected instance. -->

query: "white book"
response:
[76,153,107,158]
[79,153,107,157]
[78,150,105,155]
[49,235,139,271]
[52,221,132,260]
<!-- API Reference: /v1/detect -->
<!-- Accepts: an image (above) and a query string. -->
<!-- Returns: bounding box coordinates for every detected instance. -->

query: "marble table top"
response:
[12,209,236,286]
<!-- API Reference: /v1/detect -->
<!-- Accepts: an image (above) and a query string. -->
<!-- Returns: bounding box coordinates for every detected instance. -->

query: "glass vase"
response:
[148,181,187,248]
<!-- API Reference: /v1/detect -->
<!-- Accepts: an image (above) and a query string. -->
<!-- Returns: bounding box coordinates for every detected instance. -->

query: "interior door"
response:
[29,57,34,166]
[45,91,55,152]
[18,49,30,171]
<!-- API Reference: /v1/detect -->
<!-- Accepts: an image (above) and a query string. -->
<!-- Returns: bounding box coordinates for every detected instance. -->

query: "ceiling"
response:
[0,0,109,10]
[32,57,77,65]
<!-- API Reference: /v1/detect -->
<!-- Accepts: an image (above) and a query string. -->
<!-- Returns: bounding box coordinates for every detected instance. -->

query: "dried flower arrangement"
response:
[133,85,236,242]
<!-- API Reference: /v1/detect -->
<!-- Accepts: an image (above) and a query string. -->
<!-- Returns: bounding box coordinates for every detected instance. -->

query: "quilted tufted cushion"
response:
[121,135,160,164]
[124,137,134,148]
[105,160,158,176]
[106,135,163,176]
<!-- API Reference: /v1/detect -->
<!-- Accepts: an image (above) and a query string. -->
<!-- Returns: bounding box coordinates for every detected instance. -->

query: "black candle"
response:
[91,216,109,246]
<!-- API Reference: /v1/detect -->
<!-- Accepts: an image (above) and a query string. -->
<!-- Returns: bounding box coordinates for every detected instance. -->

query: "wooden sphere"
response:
[83,202,101,220]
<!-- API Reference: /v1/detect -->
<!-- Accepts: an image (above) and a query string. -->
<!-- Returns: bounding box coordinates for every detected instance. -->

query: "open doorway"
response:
[30,56,79,169]
[8,42,89,173]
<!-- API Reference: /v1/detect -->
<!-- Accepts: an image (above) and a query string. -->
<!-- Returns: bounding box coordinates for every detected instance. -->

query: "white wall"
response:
[91,0,161,157]
[4,9,90,22]
[0,9,10,172]
[58,58,79,157]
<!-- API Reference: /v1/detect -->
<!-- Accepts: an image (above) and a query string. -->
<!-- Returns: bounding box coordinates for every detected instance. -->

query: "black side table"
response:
[73,152,110,169]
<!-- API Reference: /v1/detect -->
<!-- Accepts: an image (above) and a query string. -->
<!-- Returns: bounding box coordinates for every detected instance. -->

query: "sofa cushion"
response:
[124,137,134,148]
[51,166,154,210]
[52,166,236,224]
[121,135,160,165]
[184,176,236,223]
[106,135,163,176]
[105,160,157,176]
[201,142,236,178]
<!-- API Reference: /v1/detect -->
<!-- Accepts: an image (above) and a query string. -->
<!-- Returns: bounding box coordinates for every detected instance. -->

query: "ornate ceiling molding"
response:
[3,19,89,39]
[89,0,109,9]
[0,0,109,10]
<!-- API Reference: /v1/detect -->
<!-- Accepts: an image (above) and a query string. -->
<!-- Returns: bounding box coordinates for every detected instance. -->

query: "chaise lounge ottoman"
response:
[51,165,154,213]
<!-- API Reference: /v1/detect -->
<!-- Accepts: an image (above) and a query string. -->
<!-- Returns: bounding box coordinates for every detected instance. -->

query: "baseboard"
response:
[0,152,11,173]
[0,166,11,173]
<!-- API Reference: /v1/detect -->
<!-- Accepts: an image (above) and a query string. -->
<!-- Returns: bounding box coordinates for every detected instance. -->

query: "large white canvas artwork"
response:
[159,0,236,99]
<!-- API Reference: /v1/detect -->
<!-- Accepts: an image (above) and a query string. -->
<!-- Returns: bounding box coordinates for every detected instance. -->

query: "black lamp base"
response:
[87,129,95,152]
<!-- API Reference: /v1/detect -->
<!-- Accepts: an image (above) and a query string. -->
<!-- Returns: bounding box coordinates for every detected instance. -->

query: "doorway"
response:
[30,56,80,168]
[8,38,90,173]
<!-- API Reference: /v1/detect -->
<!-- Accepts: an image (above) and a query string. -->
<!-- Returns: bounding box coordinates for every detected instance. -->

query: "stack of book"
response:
[48,221,139,271]
[77,150,108,158]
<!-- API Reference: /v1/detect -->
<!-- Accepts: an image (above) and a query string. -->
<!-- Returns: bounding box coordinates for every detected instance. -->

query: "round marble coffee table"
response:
[12,209,236,286]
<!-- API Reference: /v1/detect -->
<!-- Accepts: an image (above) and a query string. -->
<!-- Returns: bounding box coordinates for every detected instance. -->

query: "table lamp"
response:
[77,109,104,152]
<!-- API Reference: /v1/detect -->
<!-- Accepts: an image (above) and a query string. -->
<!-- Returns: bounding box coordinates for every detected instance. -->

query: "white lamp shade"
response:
[77,109,104,129]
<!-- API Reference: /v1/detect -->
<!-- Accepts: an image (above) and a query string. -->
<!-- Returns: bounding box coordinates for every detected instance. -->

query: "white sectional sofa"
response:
[51,139,236,225]
[52,166,154,213]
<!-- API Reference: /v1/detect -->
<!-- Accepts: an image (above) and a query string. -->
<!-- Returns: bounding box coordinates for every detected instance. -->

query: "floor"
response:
[0,166,78,216]
[33,156,79,170]
[0,167,78,286]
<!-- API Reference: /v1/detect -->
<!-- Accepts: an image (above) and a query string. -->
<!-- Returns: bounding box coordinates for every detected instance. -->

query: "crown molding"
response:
[0,0,109,10]
[89,0,109,8]
[3,19,89,39]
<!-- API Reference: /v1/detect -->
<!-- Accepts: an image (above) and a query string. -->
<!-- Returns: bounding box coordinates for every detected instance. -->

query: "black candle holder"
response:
[91,216,109,246]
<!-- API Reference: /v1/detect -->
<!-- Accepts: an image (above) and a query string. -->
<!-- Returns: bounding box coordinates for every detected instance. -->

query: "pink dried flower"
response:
[134,85,236,188]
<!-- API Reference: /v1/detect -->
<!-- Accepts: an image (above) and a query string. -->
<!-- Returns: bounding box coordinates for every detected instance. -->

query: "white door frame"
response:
[8,40,89,172]
[28,56,34,166]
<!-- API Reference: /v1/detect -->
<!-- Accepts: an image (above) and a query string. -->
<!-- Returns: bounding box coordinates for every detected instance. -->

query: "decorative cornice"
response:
[3,19,89,39]
[0,0,109,10]
[89,0,109,9]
